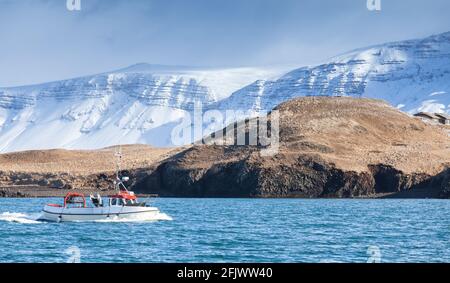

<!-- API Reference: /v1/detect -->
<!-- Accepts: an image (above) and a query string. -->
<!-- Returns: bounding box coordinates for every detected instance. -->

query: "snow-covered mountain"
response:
[0,64,283,152]
[0,32,449,152]
[215,32,450,115]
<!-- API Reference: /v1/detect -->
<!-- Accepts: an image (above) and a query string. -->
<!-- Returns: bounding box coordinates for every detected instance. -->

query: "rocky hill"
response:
[0,144,181,196]
[133,97,450,198]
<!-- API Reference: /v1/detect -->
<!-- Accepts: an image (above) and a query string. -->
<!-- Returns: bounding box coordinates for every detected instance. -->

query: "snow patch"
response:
[0,32,449,151]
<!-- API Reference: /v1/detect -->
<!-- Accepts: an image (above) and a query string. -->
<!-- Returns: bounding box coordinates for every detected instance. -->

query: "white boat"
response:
[39,147,161,222]
[39,191,160,222]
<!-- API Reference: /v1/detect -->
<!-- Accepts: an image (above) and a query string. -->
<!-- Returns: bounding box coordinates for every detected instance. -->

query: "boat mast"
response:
[114,145,122,191]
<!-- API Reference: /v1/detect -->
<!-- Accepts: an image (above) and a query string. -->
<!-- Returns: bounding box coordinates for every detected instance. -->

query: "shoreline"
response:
[0,185,445,199]
[0,186,158,199]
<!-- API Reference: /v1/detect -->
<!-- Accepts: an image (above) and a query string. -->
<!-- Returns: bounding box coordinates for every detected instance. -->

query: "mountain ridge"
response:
[0,65,283,151]
[214,31,450,115]
[0,31,449,152]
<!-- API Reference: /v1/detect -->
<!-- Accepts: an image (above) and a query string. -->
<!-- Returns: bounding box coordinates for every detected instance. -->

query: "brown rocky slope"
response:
[0,145,181,196]
[133,97,450,198]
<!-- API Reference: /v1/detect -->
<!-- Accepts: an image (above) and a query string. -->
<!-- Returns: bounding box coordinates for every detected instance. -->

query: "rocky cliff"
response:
[1,97,449,198]
[133,97,450,198]
[0,144,181,196]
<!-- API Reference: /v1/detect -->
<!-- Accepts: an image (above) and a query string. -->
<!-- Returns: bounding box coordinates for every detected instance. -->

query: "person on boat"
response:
[90,193,103,207]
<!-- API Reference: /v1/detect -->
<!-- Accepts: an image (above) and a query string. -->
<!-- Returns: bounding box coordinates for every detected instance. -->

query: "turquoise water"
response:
[0,198,449,263]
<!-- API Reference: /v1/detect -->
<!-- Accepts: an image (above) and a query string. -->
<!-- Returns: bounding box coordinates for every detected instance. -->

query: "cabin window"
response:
[111,198,129,206]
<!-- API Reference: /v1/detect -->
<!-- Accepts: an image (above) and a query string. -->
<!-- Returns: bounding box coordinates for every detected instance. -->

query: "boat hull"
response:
[39,205,160,222]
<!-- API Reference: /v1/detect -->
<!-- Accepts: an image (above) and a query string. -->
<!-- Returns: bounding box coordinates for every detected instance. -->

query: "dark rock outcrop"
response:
[436,168,450,198]
[368,164,431,193]
[133,146,449,198]
[0,189,28,198]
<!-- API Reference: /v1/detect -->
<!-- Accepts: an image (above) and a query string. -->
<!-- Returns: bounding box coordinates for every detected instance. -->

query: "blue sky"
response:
[0,0,449,87]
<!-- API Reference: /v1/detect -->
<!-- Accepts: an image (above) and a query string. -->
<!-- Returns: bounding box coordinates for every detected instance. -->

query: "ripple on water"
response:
[0,198,449,262]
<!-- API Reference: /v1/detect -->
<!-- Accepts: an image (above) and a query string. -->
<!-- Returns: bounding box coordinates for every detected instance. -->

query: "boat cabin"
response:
[64,193,87,208]
[49,191,145,209]
[108,191,146,207]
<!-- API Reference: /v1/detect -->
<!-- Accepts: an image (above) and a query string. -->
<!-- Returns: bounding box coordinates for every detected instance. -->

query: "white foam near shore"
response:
[0,212,42,224]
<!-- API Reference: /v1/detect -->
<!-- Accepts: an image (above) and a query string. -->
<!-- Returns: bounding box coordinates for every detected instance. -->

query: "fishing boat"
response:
[38,147,160,222]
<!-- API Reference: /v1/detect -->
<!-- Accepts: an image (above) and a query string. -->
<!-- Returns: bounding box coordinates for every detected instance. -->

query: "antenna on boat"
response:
[113,145,131,193]
[115,145,122,180]
[114,145,123,192]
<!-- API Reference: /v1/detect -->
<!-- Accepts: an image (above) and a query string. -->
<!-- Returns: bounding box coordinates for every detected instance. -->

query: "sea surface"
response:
[0,198,449,263]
